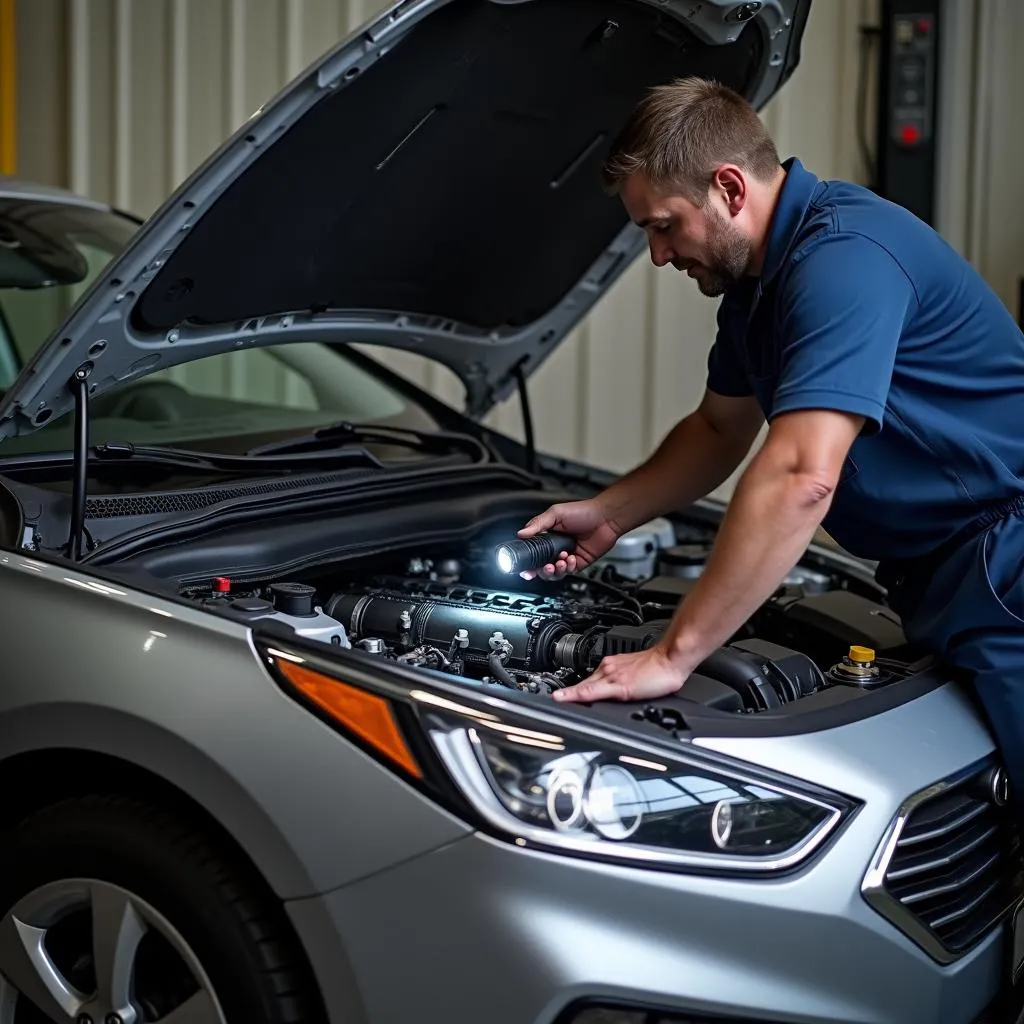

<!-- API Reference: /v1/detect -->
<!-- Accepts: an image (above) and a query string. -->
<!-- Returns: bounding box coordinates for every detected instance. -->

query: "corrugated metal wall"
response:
[12,1,1015,495]
[966,1,1024,319]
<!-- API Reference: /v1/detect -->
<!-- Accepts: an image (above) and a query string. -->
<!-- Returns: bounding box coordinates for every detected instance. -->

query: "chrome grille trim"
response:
[901,849,1001,905]
[861,759,1024,964]
[898,801,987,847]
[885,821,998,881]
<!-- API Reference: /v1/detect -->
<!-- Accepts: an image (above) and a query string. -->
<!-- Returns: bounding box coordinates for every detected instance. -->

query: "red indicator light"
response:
[900,124,920,145]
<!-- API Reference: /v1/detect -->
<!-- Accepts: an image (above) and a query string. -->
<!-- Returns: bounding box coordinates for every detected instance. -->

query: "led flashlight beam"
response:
[495,532,577,575]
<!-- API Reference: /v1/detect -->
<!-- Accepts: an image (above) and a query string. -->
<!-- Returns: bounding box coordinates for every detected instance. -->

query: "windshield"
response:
[0,195,441,456]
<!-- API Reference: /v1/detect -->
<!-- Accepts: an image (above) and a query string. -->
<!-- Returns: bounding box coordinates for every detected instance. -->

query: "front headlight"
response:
[414,692,852,873]
[265,647,854,875]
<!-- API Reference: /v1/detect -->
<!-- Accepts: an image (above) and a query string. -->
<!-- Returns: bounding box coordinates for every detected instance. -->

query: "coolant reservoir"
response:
[600,517,676,579]
[228,581,352,648]
[658,543,710,579]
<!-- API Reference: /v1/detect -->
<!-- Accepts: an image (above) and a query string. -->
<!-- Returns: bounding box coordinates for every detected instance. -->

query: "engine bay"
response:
[185,516,923,715]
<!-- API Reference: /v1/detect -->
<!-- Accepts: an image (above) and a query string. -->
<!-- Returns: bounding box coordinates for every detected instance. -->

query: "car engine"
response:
[189,517,921,714]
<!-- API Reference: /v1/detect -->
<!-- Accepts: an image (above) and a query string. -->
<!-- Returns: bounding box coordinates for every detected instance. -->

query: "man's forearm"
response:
[659,447,834,670]
[597,410,753,535]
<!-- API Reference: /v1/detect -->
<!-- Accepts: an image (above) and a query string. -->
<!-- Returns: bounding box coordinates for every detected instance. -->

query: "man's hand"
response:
[552,644,687,703]
[516,499,622,580]
[516,391,764,582]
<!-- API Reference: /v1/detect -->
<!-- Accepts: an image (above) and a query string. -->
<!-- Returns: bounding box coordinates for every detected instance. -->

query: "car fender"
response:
[0,555,472,899]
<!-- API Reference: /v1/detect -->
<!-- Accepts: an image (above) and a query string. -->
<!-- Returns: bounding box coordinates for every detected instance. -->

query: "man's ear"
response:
[713,165,747,217]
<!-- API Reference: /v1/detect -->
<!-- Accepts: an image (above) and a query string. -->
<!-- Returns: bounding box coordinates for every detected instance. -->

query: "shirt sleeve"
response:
[771,233,917,435]
[706,298,754,398]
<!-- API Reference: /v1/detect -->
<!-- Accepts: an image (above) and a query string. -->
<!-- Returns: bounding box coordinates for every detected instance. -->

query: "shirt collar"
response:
[758,156,821,288]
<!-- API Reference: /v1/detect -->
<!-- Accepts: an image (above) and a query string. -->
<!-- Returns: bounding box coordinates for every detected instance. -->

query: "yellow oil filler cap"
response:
[848,645,876,664]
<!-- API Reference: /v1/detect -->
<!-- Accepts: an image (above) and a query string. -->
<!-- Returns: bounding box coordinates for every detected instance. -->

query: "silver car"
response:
[0,2,1020,1022]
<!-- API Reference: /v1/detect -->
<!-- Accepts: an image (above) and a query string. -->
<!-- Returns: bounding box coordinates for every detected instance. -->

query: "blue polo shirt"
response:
[707,157,1024,561]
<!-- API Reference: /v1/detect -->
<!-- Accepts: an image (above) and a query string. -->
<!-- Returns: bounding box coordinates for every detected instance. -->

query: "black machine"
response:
[873,0,942,226]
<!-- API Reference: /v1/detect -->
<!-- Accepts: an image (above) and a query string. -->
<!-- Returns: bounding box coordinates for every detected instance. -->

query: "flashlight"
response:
[495,532,577,575]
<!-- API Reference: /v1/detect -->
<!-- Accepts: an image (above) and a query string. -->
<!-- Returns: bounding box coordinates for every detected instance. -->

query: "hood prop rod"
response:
[512,361,537,475]
[66,364,92,560]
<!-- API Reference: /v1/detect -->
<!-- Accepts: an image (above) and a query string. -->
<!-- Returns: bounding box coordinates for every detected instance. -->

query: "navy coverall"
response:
[707,157,1024,810]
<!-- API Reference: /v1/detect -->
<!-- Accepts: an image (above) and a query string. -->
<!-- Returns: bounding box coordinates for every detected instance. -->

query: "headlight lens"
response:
[421,699,849,873]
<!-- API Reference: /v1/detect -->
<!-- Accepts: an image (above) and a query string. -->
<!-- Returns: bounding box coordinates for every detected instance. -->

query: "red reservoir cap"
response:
[213,576,231,593]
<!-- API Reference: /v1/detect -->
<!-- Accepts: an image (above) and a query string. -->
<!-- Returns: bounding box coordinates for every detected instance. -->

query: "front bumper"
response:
[289,826,1008,1024]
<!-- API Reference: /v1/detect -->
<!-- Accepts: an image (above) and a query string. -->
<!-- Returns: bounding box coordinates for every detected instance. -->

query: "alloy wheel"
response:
[0,878,228,1024]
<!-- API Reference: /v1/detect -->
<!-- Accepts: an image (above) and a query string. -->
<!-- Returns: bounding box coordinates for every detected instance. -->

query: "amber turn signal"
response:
[274,658,422,780]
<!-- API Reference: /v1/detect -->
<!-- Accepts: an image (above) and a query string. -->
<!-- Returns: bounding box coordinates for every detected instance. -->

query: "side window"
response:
[0,304,20,389]
[66,241,121,308]
[0,235,132,387]
[0,285,69,378]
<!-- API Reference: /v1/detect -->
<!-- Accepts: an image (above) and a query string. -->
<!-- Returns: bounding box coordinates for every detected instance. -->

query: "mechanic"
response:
[518,77,1024,814]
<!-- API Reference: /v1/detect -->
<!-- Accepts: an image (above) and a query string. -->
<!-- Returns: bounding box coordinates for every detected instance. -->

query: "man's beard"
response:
[686,207,751,297]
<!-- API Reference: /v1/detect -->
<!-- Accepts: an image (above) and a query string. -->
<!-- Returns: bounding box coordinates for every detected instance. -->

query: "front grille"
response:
[864,764,1024,961]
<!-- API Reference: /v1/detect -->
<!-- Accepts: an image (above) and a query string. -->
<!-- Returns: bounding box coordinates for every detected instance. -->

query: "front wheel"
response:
[0,795,320,1024]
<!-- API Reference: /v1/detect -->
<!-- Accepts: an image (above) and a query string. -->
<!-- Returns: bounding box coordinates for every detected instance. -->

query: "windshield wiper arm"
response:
[0,439,386,476]
[245,420,489,461]
[92,440,384,473]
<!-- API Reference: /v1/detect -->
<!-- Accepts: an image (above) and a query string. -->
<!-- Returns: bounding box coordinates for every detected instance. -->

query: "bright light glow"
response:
[502,733,565,752]
[62,578,126,596]
[711,800,734,849]
[546,769,585,832]
[266,648,305,664]
[620,754,667,772]
[410,689,500,721]
[496,546,513,574]
[585,764,644,840]
[143,629,168,654]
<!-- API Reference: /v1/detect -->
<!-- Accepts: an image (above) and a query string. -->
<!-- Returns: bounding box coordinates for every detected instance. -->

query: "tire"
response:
[0,795,322,1024]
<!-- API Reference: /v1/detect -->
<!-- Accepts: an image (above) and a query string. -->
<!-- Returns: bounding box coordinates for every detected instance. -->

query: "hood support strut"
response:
[512,361,536,476]
[67,365,91,560]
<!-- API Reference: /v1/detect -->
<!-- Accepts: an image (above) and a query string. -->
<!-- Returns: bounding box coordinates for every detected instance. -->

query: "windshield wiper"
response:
[49,365,381,562]
[91,440,383,473]
[245,420,489,461]
[0,440,384,475]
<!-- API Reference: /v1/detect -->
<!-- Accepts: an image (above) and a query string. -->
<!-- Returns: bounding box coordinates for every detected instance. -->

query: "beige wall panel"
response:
[14,0,67,186]
[972,0,1024,316]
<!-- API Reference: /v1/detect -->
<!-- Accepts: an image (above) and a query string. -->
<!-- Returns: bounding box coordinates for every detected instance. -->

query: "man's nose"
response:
[649,240,673,267]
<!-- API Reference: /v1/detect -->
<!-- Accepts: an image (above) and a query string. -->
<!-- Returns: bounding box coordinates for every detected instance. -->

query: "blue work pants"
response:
[882,501,1024,818]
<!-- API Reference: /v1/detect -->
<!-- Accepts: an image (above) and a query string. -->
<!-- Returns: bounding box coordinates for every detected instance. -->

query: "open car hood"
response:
[0,0,810,438]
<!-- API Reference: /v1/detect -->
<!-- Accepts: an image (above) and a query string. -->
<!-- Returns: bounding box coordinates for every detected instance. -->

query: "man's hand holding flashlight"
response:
[513,499,622,580]
[509,499,693,704]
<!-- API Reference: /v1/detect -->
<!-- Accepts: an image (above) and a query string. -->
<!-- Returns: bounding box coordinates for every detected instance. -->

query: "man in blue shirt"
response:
[518,77,1024,806]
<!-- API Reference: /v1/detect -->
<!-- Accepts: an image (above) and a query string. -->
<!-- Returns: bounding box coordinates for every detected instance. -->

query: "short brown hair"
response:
[601,77,780,204]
